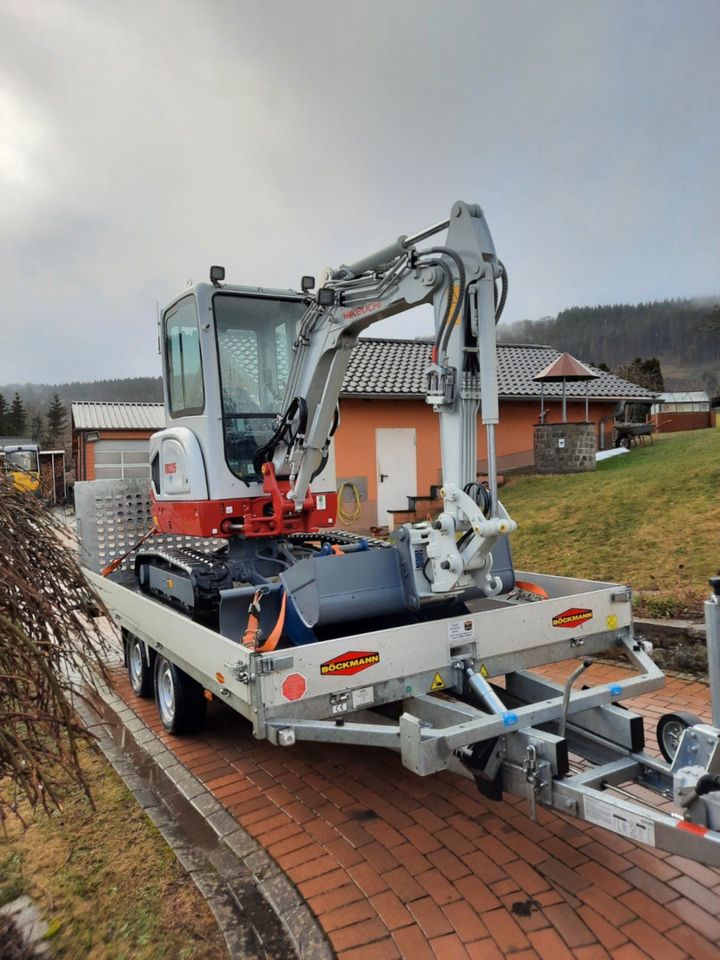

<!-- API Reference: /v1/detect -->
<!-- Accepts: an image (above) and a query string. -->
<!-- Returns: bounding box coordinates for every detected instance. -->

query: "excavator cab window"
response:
[6,450,38,472]
[213,293,304,481]
[165,296,204,417]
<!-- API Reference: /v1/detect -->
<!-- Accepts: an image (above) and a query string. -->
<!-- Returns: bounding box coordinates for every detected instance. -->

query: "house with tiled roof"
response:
[342,339,653,403]
[72,339,653,527]
[334,338,653,526]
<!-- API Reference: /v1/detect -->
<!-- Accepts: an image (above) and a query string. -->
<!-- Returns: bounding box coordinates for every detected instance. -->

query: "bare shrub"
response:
[0,474,109,824]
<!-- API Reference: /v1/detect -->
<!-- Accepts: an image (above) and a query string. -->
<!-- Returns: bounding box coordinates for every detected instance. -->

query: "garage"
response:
[71,402,165,481]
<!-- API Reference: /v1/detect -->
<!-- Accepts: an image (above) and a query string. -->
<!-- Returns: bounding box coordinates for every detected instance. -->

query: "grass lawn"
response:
[0,744,227,960]
[500,428,720,617]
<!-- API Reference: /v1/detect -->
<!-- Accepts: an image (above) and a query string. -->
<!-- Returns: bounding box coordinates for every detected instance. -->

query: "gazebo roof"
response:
[532,352,599,383]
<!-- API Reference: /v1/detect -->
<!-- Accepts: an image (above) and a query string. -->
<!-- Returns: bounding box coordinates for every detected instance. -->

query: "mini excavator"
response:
[137,201,516,648]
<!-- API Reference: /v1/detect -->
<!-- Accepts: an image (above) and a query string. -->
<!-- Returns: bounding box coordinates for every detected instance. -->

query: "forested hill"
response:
[499,297,720,390]
[0,377,163,409]
[0,377,164,447]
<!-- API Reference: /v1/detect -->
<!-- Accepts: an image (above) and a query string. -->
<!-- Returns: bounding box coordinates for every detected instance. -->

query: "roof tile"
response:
[342,339,655,401]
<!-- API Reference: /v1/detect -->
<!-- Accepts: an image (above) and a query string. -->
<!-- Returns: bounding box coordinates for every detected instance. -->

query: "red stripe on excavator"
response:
[151,493,337,539]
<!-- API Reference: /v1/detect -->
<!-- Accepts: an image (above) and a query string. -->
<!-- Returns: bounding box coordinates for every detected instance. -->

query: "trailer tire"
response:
[154,655,207,735]
[657,711,701,762]
[126,632,154,698]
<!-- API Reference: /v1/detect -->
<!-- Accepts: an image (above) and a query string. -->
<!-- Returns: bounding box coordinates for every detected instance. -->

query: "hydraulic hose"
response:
[415,257,454,358]
[423,247,466,362]
[252,396,308,475]
[495,260,508,323]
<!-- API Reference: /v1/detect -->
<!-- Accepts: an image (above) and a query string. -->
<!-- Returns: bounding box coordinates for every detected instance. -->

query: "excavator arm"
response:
[258,201,516,598]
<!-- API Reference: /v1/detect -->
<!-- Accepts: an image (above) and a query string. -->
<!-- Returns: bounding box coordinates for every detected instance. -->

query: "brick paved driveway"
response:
[116,661,720,960]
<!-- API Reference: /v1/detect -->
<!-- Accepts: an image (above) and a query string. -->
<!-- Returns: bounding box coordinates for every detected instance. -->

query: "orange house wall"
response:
[74,400,616,523]
[334,398,615,527]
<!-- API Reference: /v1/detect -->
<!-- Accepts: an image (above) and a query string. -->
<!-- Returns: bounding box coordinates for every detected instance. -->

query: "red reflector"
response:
[676,821,708,836]
[282,673,307,702]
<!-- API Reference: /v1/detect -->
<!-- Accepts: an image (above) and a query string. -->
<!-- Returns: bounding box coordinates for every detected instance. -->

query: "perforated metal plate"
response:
[74,479,222,573]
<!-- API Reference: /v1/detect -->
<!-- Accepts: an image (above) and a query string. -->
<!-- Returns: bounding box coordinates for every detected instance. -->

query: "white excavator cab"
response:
[150,282,337,538]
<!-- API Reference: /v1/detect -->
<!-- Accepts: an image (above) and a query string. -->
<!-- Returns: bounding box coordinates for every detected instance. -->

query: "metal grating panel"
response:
[75,479,223,573]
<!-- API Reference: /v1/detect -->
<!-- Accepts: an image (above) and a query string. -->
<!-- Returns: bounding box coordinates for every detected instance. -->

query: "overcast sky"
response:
[1,0,718,384]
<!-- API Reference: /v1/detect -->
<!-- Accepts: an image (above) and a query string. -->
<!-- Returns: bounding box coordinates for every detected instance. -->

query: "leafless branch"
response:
[0,474,110,824]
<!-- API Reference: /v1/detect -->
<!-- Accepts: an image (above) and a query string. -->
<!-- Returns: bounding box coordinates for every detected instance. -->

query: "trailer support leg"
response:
[706,578,720,728]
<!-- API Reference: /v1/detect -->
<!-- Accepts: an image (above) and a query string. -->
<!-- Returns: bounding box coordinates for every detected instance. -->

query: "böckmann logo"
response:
[320,651,380,676]
[552,608,593,629]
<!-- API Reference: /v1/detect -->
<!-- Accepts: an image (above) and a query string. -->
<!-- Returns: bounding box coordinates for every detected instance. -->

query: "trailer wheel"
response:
[657,711,701,762]
[154,655,206,735]
[126,633,154,698]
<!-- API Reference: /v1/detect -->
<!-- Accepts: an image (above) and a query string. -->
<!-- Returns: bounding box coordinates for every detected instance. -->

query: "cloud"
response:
[0,0,718,383]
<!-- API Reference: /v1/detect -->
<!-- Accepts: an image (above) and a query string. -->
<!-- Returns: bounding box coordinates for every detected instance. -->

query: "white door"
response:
[376,428,417,526]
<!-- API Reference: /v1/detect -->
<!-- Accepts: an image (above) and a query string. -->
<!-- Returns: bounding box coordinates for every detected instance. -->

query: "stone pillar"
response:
[534,422,596,474]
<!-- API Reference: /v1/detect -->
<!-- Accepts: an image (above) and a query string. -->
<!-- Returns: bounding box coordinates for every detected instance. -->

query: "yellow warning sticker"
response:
[479,664,489,678]
[607,614,618,630]
[430,673,446,691]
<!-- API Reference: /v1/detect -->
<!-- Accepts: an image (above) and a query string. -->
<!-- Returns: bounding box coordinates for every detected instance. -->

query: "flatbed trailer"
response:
[86,562,720,869]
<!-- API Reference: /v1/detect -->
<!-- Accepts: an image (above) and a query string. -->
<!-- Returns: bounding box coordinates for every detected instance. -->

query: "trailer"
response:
[79,484,720,869]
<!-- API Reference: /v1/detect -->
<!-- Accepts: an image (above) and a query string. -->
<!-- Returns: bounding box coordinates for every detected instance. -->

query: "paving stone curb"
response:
[78,682,333,960]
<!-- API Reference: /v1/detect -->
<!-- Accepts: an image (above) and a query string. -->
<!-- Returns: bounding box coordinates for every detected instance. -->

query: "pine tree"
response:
[9,393,27,436]
[0,394,8,435]
[30,415,45,445]
[46,394,67,446]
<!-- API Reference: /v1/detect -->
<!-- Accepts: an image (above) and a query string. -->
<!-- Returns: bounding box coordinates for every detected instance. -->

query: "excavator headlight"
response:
[210,265,225,285]
[317,288,335,306]
[301,275,315,291]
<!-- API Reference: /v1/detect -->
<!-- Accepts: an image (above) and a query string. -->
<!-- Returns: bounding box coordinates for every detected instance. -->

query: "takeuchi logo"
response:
[552,608,593,629]
[342,301,383,321]
[320,651,380,676]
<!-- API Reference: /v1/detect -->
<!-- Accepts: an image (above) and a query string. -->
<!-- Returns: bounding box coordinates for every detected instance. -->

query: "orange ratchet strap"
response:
[101,526,157,577]
[515,580,549,600]
[241,589,265,647]
[256,591,287,653]
[242,587,288,653]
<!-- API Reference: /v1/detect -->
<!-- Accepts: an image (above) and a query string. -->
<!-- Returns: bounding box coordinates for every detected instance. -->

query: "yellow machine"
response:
[0,439,41,494]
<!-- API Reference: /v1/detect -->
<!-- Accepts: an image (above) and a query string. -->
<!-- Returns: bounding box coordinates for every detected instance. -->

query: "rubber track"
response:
[135,531,390,624]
